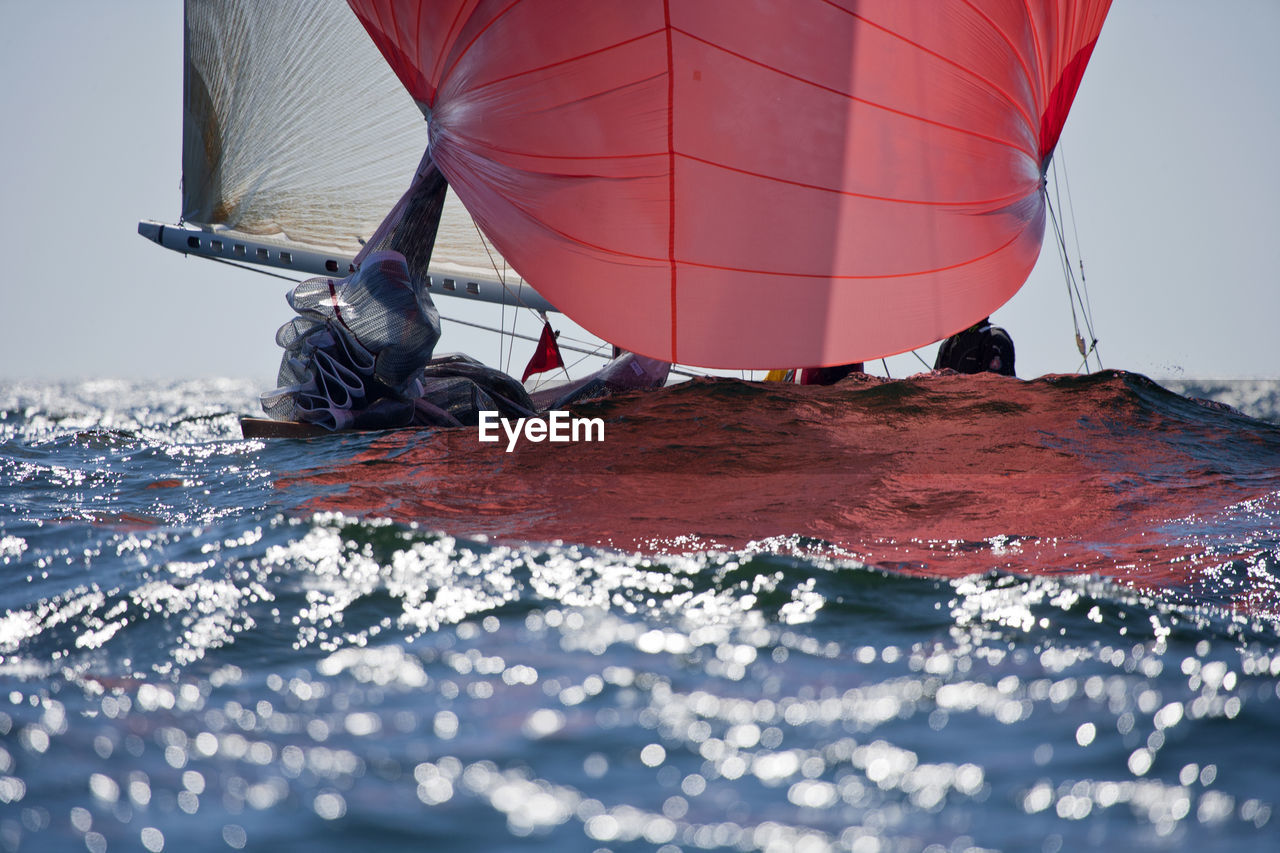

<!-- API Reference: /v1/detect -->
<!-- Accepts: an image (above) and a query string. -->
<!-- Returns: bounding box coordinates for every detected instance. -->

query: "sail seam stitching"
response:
[440,0,522,91]
[957,0,1040,124]
[468,29,666,93]
[677,26,1030,155]
[486,194,1025,280]
[674,227,1026,280]
[677,152,1034,208]
[818,0,1037,137]
[664,0,677,362]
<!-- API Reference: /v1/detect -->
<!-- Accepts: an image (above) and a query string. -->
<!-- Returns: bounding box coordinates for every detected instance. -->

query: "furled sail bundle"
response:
[347,0,1111,369]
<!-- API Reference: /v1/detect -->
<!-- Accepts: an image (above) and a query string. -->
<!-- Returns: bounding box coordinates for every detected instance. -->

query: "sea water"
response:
[2,374,1280,852]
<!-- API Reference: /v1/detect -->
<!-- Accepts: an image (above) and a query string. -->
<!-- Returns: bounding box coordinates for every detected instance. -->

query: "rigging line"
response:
[561,348,611,378]
[1055,202,1100,369]
[467,214,544,374]
[1057,148,1085,265]
[484,226,509,372]
[200,255,305,283]
[525,333,611,392]
[1046,170,1075,296]
[910,349,931,369]
[498,286,506,371]
[564,344,611,367]
[1049,162,1077,309]
[1047,193,1079,317]
[1057,148,1101,366]
[440,314,606,358]
[555,332,613,348]
[440,313,698,380]
[558,341,699,381]
[1045,186,1086,367]
[1047,186,1102,372]
[564,335,612,364]
[1050,157,1101,359]
[881,358,892,379]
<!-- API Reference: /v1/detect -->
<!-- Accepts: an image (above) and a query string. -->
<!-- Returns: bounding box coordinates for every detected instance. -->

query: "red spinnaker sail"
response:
[347,0,1110,369]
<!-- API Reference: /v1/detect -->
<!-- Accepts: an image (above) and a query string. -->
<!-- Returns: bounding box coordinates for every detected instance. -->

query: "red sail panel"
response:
[347,0,1111,369]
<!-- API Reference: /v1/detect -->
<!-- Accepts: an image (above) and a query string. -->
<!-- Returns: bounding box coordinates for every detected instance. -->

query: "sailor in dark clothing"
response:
[933,317,1016,376]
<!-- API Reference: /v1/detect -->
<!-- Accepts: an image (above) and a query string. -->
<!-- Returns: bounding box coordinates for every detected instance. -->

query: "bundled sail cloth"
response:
[261,250,536,431]
[259,247,670,430]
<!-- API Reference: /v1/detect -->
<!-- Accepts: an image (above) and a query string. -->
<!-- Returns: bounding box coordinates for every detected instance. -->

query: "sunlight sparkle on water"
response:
[1,510,1277,849]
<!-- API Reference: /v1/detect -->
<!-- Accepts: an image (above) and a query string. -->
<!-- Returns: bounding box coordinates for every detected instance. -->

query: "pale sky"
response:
[2,1,1277,383]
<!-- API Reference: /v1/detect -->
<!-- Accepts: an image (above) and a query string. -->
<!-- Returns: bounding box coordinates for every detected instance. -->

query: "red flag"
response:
[522,321,565,383]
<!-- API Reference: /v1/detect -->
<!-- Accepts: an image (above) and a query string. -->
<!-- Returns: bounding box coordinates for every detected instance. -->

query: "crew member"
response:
[933,317,1015,376]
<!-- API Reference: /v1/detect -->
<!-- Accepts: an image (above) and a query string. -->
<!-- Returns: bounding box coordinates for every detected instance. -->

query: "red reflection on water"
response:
[279,372,1280,586]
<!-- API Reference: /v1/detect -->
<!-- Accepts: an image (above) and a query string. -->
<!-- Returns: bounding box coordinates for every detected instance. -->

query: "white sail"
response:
[174,0,531,293]
[181,0,426,256]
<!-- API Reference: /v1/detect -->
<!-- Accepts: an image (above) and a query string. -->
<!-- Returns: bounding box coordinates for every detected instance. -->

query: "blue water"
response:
[2,375,1280,852]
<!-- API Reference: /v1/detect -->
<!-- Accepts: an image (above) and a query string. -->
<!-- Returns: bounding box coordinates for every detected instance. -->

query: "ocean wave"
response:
[2,374,1280,850]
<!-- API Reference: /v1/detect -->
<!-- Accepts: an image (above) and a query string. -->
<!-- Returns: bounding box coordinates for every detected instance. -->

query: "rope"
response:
[440,314,602,357]
[1045,160,1102,373]
[437,314,698,379]
[199,254,305,283]
[469,215,545,377]
[1058,150,1101,355]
